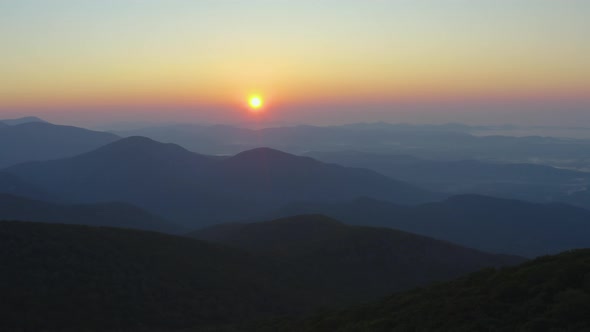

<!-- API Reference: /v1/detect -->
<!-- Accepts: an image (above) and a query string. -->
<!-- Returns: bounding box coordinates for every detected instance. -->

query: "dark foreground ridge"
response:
[0,220,318,331]
[0,218,522,331]
[251,249,590,332]
[191,214,523,301]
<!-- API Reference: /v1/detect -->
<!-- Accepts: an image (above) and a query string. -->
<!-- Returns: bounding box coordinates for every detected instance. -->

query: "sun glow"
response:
[248,95,264,111]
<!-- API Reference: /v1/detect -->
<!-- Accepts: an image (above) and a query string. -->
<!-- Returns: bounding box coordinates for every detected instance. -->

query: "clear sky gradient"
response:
[1,0,589,126]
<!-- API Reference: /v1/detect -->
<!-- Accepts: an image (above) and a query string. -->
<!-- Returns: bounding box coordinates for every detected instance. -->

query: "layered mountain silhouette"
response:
[259,249,590,332]
[3,118,589,331]
[3,137,438,227]
[191,215,523,301]
[115,123,482,156]
[0,121,119,168]
[215,147,435,204]
[0,171,48,200]
[0,220,322,331]
[277,195,590,257]
[0,116,47,125]
[0,218,522,331]
[306,150,590,208]
[0,194,179,233]
[115,122,590,166]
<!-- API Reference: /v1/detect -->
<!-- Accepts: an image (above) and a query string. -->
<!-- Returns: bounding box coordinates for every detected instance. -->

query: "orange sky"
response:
[1,1,589,125]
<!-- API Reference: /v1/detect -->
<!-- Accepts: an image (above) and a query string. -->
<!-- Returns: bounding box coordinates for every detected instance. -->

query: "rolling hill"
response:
[254,249,590,332]
[306,150,590,209]
[0,116,47,125]
[0,194,180,233]
[0,121,119,168]
[277,195,590,257]
[0,220,327,331]
[114,122,590,170]
[3,137,438,227]
[0,219,521,331]
[0,171,48,200]
[191,214,523,301]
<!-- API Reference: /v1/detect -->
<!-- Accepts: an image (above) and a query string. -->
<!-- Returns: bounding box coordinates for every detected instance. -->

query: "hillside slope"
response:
[4,137,438,227]
[0,122,119,168]
[0,221,325,331]
[255,249,590,332]
[0,194,180,233]
[191,215,523,300]
[278,195,590,257]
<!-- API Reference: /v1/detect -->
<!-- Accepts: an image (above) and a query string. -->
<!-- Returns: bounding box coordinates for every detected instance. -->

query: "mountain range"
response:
[2,136,438,227]
[277,195,590,257]
[114,122,590,170]
[0,194,179,233]
[0,171,48,200]
[1,118,589,331]
[3,122,589,257]
[0,120,119,168]
[306,150,590,210]
[0,220,316,331]
[191,214,523,301]
[0,218,522,331]
[0,116,47,125]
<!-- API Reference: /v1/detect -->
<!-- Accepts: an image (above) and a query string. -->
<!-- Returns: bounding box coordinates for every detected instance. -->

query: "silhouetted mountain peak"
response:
[0,121,120,149]
[87,136,204,161]
[105,135,168,147]
[0,116,47,126]
[13,122,62,130]
[225,147,321,169]
[231,147,301,160]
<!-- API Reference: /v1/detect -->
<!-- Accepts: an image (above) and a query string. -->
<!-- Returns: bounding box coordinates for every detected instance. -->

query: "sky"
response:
[1,0,589,127]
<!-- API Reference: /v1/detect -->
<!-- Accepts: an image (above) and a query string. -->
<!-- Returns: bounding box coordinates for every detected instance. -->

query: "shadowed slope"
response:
[0,221,327,331]
[0,194,181,233]
[0,122,119,168]
[255,249,590,332]
[191,214,524,300]
[277,195,590,257]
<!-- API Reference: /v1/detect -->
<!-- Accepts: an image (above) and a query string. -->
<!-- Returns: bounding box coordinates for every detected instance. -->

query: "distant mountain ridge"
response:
[3,137,439,227]
[0,194,180,233]
[0,116,47,125]
[0,172,48,200]
[0,121,119,168]
[113,122,476,155]
[113,122,590,171]
[305,150,590,209]
[277,194,590,257]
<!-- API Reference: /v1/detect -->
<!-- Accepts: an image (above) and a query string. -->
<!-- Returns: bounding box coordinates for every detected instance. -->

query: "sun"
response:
[248,95,264,111]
